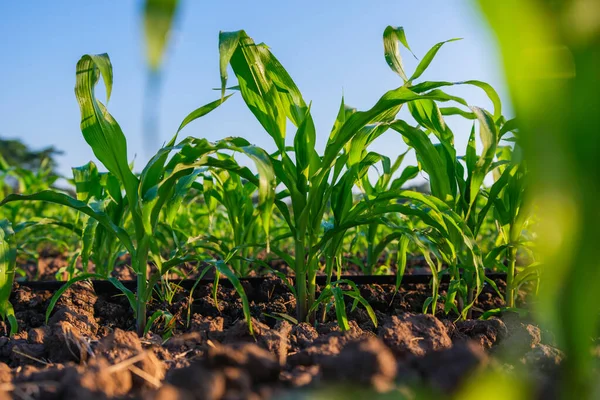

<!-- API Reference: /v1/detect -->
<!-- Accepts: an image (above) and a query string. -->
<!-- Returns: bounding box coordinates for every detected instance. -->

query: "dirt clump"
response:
[320,336,397,392]
[378,313,452,357]
[453,317,508,349]
[411,341,488,393]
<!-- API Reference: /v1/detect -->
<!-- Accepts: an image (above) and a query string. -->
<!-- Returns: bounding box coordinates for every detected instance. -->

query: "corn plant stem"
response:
[506,245,517,308]
[135,237,150,337]
[366,243,374,275]
[466,288,474,319]
[321,254,334,322]
[366,223,377,275]
[307,257,317,323]
[295,238,308,323]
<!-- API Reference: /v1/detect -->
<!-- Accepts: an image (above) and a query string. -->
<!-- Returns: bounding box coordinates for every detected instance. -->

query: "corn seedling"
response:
[0,220,17,335]
[0,54,275,336]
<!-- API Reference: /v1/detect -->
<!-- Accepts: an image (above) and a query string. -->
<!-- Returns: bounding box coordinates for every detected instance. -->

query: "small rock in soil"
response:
[454,318,508,349]
[289,323,319,350]
[321,336,397,392]
[378,313,452,357]
[190,315,225,343]
[27,326,49,345]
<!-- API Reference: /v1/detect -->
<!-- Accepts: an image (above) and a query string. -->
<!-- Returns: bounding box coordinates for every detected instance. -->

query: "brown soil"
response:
[0,276,560,399]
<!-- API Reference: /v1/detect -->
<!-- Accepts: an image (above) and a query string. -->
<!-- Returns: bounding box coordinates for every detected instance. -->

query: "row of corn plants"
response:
[0,26,536,336]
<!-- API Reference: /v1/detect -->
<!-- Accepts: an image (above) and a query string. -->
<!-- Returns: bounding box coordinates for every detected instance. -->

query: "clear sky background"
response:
[0,1,509,179]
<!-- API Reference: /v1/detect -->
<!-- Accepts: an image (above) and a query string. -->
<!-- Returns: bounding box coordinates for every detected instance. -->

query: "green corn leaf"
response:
[144,0,179,71]
[408,99,453,143]
[75,54,138,193]
[144,309,174,337]
[468,107,499,211]
[142,138,274,237]
[390,120,454,202]
[140,95,234,198]
[75,54,142,235]
[409,38,461,82]
[480,307,528,320]
[218,30,243,100]
[461,80,502,120]
[293,104,318,178]
[395,235,410,292]
[383,26,416,81]
[411,80,501,120]
[219,30,314,153]
[513,262,542,290]
[308,286,333,315]
[322,87,438,172]
[331,287,350,331]
[177,94,234,136]
[466,125,477,175]
[499,118,518,138]
[343,289,378,327]
[14,218,83,237]
[265,312,298,325]
[80,217,97,273]
[0,191,135,256]
[72,161,102,202]
[389,165,420,190]
[440,107,476,119]
[475,164,515,235]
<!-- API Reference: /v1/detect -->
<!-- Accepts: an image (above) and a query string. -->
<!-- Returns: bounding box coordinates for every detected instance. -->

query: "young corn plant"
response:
[315,26,505,318]
[71,161,127,277]
[357,152,419,275]
[0,220,17,335]
[480,142,535,308]
[198,161,267,276]
[218,28,482,323]
[0,54,275,336]
[379,26,521,316]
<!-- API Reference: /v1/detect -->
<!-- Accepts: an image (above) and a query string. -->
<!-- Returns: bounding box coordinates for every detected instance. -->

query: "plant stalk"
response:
[506,244,517,308]
[135,238,150,337]
[295,238,307,323]
[307,257,317,323]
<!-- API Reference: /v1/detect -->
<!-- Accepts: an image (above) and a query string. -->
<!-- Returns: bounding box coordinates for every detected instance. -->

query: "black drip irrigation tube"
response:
[16,272,507,295]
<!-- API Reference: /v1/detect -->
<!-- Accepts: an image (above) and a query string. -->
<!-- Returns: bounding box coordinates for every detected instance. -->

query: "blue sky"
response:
[0,1,508,178]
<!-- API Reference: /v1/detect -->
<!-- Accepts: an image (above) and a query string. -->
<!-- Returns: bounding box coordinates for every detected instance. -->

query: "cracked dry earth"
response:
[0,278,563,399]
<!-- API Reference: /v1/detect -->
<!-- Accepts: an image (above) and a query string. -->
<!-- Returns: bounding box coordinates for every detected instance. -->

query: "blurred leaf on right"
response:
[476,0,600,397]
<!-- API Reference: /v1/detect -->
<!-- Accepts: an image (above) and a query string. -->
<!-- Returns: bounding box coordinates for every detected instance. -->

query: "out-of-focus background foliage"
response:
[476,0,600,397]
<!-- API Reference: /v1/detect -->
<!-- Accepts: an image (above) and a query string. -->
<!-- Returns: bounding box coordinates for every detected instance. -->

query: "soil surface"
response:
[0,272,563,400]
